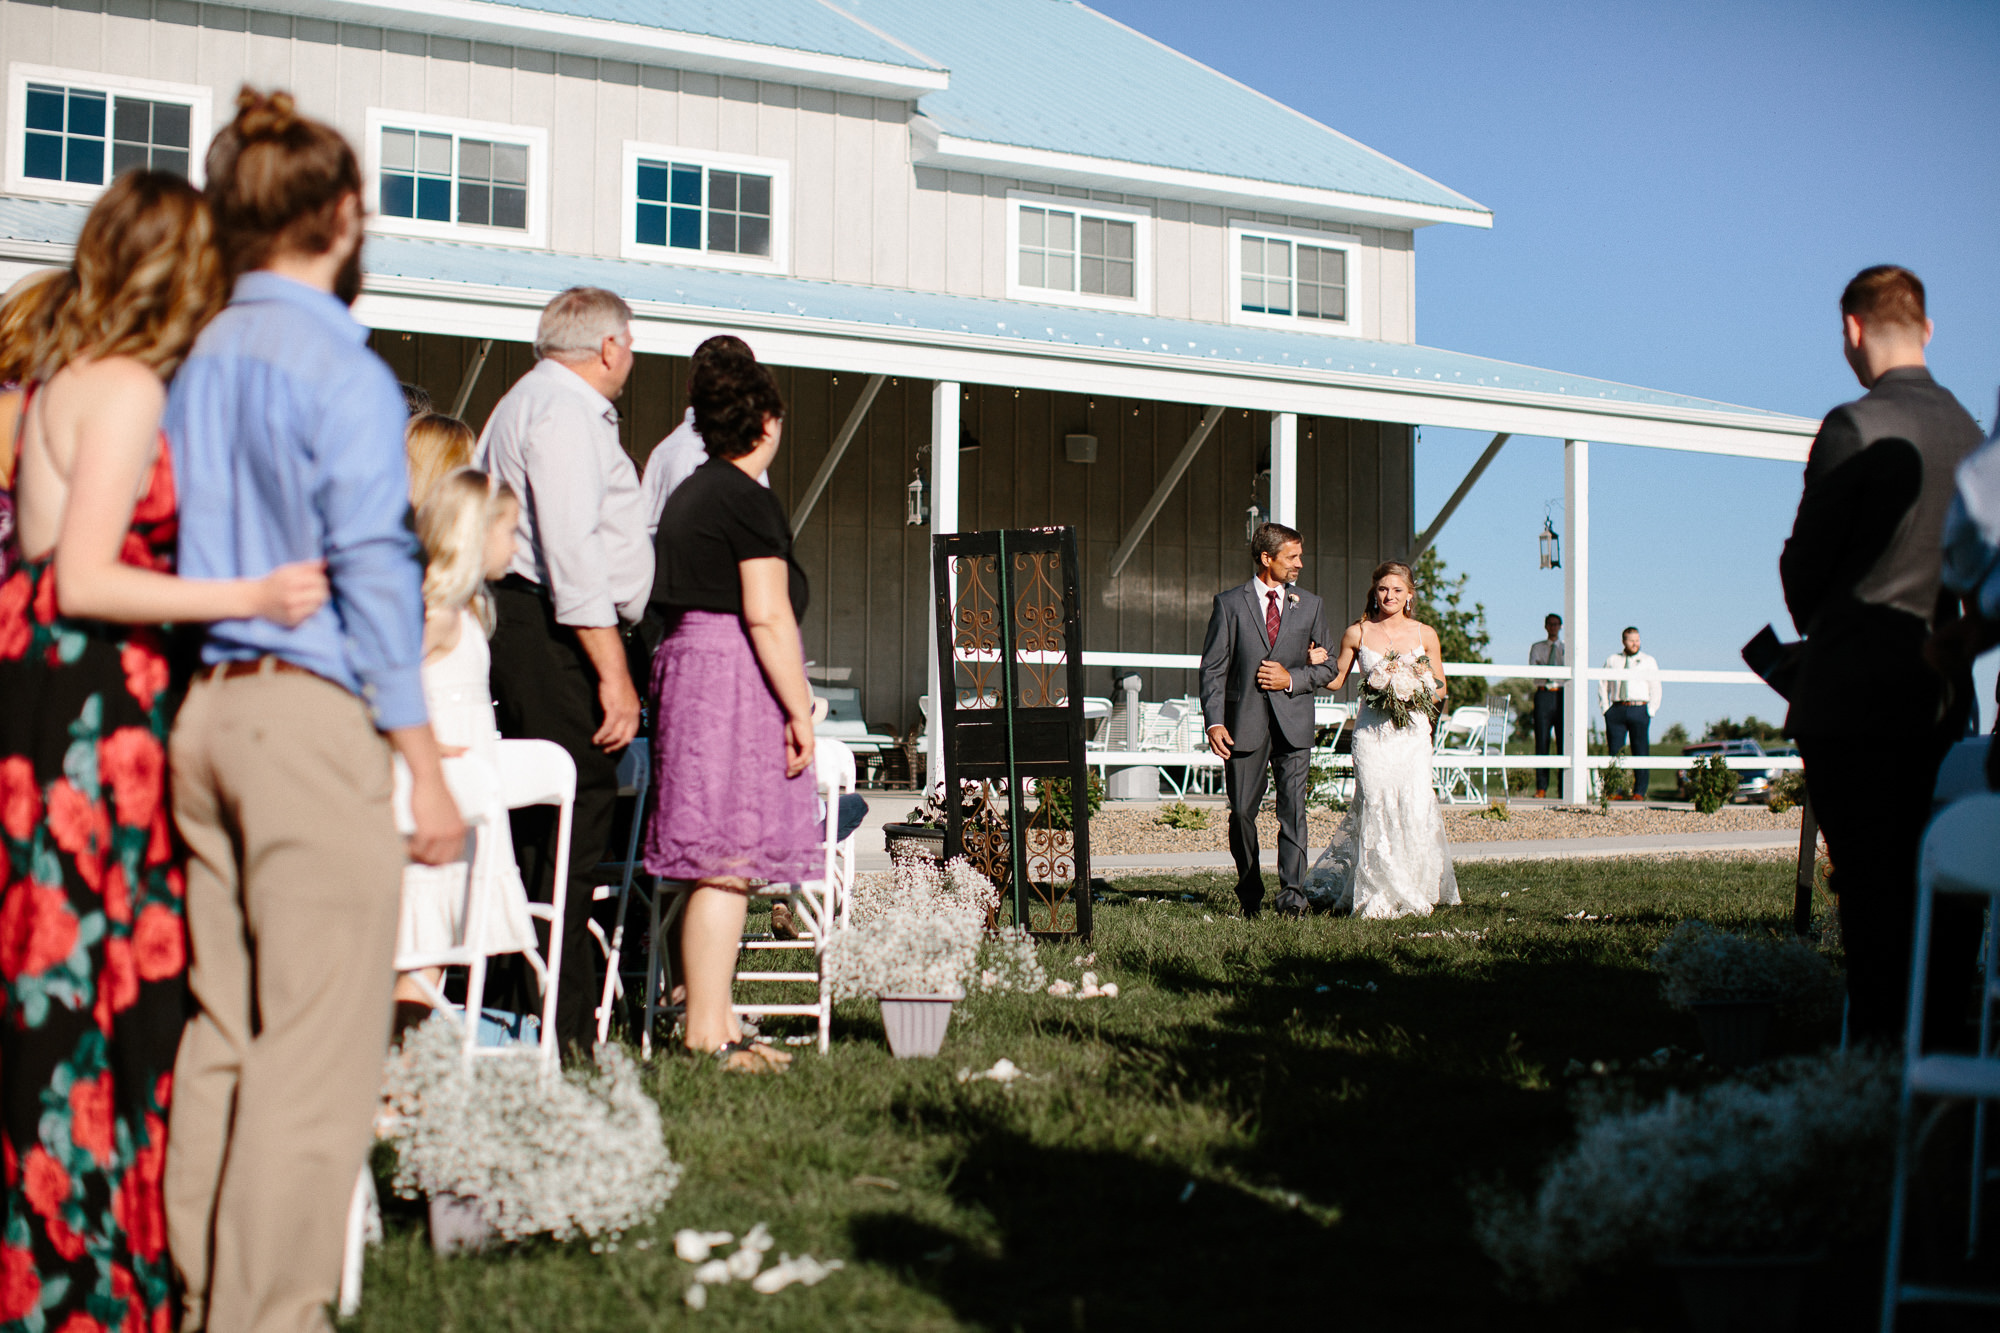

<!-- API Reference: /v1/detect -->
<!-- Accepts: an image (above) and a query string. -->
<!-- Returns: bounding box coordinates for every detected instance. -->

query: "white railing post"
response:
[925,381,961,795]
[1564,439,1590,803]
[1269,412,1298,528]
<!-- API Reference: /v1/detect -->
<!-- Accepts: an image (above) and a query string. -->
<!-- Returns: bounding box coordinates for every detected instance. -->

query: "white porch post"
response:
[925,381,962,793]
[1564,439,1590,802]
[1269,411,1298,528]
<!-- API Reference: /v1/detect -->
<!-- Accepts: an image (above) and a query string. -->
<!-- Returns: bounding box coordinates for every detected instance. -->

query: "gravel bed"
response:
[1086,801,1804,858]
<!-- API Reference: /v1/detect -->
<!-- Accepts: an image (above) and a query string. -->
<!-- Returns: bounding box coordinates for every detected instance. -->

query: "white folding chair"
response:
[1880,792,2000,1329]
[1432,705,1490,804]
[592,739,649,1047]
[1312,698,1355,805]
[638,762,856,1058]
[342,738,574,1317]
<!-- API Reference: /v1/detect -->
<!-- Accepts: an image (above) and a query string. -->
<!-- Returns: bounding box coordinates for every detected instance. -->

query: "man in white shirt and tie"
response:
[1527,613,1565,799]
[1598,626,1662,800]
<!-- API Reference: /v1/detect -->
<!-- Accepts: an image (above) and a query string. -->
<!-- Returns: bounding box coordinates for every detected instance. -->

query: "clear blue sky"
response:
[1092,0,2000,737]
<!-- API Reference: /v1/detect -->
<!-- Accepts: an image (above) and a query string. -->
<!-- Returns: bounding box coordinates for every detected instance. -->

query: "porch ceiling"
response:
[0,197,1818,460]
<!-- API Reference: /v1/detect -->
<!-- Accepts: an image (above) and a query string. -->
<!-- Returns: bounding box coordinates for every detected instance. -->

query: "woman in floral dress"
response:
[0,172,328,1333]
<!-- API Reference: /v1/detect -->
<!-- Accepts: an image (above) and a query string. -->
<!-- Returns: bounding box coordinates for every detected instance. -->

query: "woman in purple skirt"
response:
[646,338,819,1072]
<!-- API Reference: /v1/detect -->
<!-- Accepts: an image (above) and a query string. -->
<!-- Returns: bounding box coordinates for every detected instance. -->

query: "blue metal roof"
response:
[844,0,1486,216]
[0,196,1792,422]
[471,0,934,69]
[442,0,1483,218]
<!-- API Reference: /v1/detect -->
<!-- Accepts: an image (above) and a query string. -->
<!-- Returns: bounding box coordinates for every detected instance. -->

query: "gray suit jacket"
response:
[1199,579,1335,751]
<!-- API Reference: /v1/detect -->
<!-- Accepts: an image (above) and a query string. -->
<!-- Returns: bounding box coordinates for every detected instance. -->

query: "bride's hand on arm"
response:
[1328,622,1364,691]
[1307,642,1329,666]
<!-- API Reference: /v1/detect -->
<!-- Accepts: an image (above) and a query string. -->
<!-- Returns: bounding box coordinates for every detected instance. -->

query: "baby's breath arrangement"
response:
[1359,650,1443,730]
[826,858,999,999]
[1650,920,1839,1010]
[383,1016,681,1245]
[1474,1051,1896,1295]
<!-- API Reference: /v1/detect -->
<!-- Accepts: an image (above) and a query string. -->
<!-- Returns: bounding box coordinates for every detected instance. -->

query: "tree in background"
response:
[1660,721,1691,749]
[1703,715,1786,744]
[1411,547,1491,713]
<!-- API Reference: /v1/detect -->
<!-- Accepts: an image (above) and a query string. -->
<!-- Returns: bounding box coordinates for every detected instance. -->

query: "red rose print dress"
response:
[0,410,183,1333]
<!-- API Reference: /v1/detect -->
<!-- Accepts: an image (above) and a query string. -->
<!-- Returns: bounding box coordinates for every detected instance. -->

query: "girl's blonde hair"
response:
[0,170,225,383]
[416,468,515,635]
[405,411,476,507]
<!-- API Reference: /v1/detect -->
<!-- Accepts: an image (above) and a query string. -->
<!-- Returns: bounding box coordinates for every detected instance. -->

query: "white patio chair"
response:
[1478,699,1513,798]
[1432,705,1490,805]
[592,738,650,1047]
[1081,696,1113,749]
[342,738,575,1318]
[1312,699,1355,805]
[637,760,856,1058]
[1880,792,2000,1330]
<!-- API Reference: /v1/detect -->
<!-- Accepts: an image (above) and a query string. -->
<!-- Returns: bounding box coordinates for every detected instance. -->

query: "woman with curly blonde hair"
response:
[0,170,330,1333]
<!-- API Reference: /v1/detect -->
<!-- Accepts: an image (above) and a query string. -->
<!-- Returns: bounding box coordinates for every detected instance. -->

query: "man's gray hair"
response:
[534,287,633,360]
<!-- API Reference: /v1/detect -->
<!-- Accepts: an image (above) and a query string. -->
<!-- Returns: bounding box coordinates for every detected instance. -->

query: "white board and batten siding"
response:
[0,0,1419,346]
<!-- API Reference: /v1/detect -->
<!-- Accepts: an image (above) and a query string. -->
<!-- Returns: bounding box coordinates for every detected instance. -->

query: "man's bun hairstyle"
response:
[205,87,361,277]
[1840,265,1927,333]
[689,335,784,459]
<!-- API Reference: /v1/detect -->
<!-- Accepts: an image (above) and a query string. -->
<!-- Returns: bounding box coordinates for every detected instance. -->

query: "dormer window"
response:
[6,64,210,202]
[621,143,789,274]
[364,109,548,248]
[1228,222,1363,334]
[1005,192,1153,313]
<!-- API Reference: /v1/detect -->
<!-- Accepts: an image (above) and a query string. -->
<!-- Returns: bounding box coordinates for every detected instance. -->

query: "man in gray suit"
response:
[1200,522,1336,918]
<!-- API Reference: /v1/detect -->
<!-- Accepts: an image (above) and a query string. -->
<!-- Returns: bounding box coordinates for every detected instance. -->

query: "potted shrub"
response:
[1474,1051,1896,1333]
[826,857,1042,1057]
[1651,921,1839,1067]
[381,1016,682,1253]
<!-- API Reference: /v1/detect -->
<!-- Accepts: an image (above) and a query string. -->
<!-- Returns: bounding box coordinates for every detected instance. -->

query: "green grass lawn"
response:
[349,858,1859,1333]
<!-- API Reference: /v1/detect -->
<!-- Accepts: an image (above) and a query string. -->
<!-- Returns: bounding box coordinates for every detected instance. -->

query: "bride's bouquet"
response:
[1361,651,1443,730]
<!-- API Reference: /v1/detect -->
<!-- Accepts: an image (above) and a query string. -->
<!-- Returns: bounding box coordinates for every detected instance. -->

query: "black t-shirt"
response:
[652,456,808,621]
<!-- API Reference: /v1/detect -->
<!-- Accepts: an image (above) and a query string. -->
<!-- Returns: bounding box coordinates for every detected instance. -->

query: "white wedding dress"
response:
[1305,645,1461,918]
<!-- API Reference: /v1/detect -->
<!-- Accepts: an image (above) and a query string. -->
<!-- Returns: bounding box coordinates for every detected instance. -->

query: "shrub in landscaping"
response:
[1473,1050,1896,1296]
[1036,770,1105,830]
[1688,753,1737,813]
[1650,920,1839,1010]
[1155,801,1210,831]
[1599,750,1632,803]
[1765,769,1806,814]
[384,1015,680,1245]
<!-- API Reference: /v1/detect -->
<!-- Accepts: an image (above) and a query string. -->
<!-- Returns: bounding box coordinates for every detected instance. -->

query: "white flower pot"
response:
[428,1192,493,1256]
[879,992,960,1058]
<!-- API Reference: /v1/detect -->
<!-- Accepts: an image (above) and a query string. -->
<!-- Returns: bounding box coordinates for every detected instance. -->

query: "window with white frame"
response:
[620,144,789,272]
[364,110,548,248]
[1228,223,1362,333]
[5,65,210,201]
[1005,193,1152,312]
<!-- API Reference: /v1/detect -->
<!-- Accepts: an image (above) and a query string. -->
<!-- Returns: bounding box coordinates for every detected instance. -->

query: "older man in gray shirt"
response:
[477,285,652,1053]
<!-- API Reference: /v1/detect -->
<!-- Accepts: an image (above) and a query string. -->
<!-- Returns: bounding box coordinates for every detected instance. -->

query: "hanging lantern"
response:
[1538,516,1561,570]
[906,469,929,527]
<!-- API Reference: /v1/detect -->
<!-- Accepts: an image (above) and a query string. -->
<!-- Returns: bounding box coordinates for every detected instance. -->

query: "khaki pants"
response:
[165,667,403,1333]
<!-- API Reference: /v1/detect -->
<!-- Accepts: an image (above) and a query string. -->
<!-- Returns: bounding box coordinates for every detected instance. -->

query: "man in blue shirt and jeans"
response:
[162,88,462,1333]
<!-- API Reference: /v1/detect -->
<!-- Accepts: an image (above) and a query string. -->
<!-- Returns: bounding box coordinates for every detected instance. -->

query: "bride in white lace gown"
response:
[1304,561,1461,918]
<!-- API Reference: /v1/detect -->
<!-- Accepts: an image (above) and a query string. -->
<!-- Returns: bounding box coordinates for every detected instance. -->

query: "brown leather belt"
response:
[198,656,339,690]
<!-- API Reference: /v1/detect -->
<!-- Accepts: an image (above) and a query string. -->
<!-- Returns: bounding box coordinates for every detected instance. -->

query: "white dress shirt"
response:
[475,357,653,627]
[1528,636,1565,688]
[1599,649,1663,713]
[641,408,772,537]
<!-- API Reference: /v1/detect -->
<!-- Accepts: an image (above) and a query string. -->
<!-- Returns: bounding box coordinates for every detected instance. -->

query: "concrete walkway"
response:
[846,794,1803,874]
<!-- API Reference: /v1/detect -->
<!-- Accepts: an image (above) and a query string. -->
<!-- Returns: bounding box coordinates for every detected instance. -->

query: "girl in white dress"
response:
[393,469,541,1025]
[1305,560,1462,918]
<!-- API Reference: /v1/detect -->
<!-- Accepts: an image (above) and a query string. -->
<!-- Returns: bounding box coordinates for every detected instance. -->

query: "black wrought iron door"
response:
[931,527,1091,938]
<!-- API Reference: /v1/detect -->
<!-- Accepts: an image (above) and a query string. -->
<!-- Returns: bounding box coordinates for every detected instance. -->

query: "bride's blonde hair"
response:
[1354,559,1417,626]
[415,468,513,635]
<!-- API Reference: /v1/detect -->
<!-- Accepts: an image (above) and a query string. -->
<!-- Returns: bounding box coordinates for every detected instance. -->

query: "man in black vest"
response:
[1780,265,1983,1046]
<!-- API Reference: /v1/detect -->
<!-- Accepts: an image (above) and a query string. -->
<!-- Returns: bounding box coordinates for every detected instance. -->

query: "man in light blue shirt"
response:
[161,89,461,1333]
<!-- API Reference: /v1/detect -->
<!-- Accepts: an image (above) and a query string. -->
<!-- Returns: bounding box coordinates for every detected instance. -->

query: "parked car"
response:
[1676,738,1774,803]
